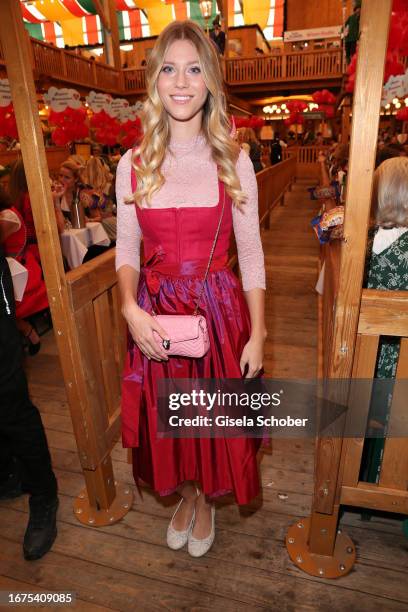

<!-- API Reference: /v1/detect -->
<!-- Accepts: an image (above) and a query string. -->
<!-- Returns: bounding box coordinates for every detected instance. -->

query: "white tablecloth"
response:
[6,257,28,302]
[60,222,110,269]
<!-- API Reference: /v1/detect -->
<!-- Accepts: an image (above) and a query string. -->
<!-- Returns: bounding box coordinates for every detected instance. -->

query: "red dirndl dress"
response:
[3,207,48,319]
[121,175,261,505]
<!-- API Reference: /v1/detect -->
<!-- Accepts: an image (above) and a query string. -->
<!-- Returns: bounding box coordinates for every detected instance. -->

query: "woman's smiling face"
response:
[157,39,208,127]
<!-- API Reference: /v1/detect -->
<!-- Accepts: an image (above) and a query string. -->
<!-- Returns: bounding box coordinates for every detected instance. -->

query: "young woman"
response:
[116,20,266,557]
[56,160,96,224]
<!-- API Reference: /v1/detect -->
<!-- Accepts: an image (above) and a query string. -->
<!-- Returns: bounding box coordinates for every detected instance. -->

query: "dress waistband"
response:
[142,256,227,277]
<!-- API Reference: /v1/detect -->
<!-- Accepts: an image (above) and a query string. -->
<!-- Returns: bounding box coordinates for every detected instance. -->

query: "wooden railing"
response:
[30,38,123,93]
[340,288,408,513]
[64,249,133,523]
[1,36,344,92]
[226,49,342,85]
[283,145,331,178]
[123,67,146,92]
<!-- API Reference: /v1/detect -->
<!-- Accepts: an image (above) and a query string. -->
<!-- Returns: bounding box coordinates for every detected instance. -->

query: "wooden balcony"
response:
[225,48,343,95]
[0,36,343,97]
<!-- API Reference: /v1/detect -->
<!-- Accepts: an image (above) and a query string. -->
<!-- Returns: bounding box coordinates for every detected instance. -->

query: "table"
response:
[6,257,28,302]
[60,222,111,270]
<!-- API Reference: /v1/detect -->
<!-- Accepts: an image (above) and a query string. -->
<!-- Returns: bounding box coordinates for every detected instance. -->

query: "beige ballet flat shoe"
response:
[188,505,215,558]
[166,498,195,550]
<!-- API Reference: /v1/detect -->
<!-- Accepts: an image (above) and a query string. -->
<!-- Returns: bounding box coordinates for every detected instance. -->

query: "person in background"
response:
[361,157,408,483]
[9,159,65,264]
[56,159,88,224]
[81,156,117,241]
[270,133,283,165]
[241,127,263,173]
[210,17,226,56]
[0,238,58,561]
[343,1,361,64]
[0,187,49,355]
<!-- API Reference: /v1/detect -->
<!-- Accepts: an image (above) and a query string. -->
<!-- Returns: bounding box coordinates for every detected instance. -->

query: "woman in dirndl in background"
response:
[115,20,266,557]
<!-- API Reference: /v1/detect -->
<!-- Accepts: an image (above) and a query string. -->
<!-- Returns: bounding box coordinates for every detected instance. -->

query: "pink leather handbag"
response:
[152,314,210,358]
[150,188,225,358]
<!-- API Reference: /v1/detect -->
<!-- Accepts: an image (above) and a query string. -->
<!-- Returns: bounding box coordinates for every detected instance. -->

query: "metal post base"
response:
[73,483,133,527]
[286,517,356,578]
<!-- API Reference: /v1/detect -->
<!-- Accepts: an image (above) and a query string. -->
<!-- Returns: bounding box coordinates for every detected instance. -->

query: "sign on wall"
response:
[284,26,341,42]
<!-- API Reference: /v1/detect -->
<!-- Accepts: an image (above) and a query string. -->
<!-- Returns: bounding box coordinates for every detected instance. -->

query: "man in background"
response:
[210,17,226,56]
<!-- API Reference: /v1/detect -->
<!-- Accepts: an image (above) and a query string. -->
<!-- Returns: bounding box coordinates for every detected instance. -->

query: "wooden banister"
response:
[358,289,408,336]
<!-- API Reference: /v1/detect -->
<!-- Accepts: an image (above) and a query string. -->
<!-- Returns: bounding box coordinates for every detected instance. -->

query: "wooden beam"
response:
[309,0,392,543]
[103,0,122,70]
[358,289,408,336]
[91,0,110,31]
[329,0,392,379]
[341,482,408,513]
[0,0,109,470]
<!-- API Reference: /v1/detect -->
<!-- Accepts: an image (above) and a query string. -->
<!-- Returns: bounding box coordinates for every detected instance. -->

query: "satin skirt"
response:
[121,266,261,505]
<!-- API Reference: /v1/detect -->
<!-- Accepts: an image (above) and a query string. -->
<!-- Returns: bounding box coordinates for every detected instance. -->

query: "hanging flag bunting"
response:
[21,2,45,22]
[58,0,91,18]
[273,0,284,37]
[172,1,188,21]
[83,15,103,45]
[24,23,45,40]
[145,4,174,36]
[61,17,86,46]
[117,10,142,40]
[29,0,75,23]
[43,21,58,45]
[243,0,270,31]
[20,0,287,47]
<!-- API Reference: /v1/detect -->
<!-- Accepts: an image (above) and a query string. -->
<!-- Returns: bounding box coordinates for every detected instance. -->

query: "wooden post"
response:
[286,0,392,578]
[0,0,131,526]
[100,0,122,70]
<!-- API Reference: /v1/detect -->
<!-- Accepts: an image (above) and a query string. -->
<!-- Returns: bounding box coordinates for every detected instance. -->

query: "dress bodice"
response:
[134,177,233,273]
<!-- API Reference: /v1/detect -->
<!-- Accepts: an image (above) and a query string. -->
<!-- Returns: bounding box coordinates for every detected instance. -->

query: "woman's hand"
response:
[122,300,169,361]
[240,332,266,378]
[51,181,66,203]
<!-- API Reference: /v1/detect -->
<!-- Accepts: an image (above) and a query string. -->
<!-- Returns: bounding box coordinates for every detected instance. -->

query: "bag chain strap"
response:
[192,185,225,315]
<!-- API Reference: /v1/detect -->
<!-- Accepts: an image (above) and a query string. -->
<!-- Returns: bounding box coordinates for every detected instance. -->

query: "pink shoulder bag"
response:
[149,189,225,358]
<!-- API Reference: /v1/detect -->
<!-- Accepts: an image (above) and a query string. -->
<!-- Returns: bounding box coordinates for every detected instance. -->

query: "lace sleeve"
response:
[115,149,142,272]
[232,150,266,291]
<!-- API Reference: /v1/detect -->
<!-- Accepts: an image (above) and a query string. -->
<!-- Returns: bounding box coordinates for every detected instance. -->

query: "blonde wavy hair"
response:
[373,157,408,228]
[82,156,112,192]
[129,20,245,208]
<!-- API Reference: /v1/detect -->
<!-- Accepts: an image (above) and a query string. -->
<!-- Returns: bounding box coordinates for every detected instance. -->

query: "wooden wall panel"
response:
[286,0,353,31]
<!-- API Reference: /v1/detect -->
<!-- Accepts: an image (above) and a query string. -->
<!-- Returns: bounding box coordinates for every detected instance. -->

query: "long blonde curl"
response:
[129,20,246,208]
